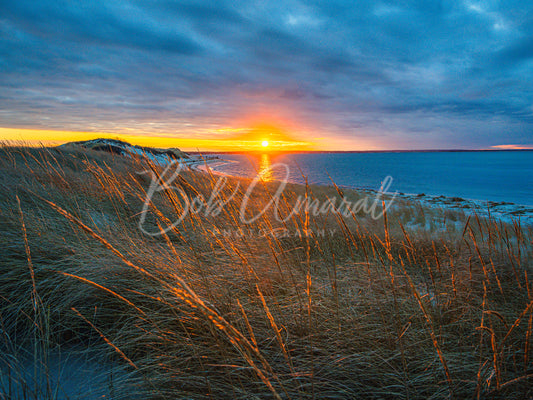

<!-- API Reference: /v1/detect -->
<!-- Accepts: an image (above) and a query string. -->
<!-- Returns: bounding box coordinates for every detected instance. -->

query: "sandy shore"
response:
[397,192,533,225]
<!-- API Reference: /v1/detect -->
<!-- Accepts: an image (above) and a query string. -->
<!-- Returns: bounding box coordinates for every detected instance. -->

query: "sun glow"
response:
[0,121,319,151]
[224,120,316,151]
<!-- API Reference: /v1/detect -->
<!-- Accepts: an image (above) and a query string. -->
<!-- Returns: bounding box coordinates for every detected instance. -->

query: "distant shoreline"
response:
[189,149,533,155]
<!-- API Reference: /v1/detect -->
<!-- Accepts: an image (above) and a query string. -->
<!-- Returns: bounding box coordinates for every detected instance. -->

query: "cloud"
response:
[0,0,532,149]
[494,37,533,65]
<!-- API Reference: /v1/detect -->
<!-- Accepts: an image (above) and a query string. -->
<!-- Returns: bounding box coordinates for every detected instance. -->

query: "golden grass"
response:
[0,144,532,399]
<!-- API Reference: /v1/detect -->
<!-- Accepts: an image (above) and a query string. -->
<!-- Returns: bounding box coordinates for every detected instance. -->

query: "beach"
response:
[1,144,532,399]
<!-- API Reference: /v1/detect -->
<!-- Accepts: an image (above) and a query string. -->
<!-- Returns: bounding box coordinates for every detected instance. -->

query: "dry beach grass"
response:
[0,144,532,399]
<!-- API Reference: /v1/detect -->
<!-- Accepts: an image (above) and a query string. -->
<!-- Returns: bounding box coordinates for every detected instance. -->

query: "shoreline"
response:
[399,192,533,226]
[197,157,533,226]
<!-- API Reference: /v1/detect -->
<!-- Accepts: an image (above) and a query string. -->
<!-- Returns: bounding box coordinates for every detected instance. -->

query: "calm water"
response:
[207,151,533,206]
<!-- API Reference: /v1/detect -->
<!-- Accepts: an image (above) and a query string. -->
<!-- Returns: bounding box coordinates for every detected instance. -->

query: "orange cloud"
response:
[491,144,533,150]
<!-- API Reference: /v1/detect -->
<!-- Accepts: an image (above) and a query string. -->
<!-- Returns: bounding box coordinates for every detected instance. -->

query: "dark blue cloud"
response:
[0,0,532,148]
[494,37,533,65]
[0,0,203,54]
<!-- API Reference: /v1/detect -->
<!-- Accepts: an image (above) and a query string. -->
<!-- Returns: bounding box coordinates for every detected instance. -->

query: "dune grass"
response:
[0,144,532,399]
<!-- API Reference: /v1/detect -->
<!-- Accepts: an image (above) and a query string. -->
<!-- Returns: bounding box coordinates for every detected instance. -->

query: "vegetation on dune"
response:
[59,138,190,161]
[0,144,532,399]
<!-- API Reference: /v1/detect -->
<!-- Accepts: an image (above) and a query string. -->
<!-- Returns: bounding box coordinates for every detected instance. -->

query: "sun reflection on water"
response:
[257,153,273,182]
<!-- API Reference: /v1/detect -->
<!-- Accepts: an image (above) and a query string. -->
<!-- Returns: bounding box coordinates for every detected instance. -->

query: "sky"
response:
[0,0,532,150]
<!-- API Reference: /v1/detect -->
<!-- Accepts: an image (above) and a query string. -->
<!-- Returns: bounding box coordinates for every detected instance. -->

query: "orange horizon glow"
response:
[0,124,319,152]
[4,127,528,152]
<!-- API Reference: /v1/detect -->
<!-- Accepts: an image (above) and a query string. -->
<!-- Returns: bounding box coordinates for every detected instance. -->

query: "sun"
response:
[261,140,269,147]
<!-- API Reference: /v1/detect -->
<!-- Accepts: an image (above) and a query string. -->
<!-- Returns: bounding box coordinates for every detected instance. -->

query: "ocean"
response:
[205,151,533,206]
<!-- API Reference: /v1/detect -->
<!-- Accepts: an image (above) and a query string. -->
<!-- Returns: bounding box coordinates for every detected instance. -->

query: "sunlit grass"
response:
[0,144,531,399]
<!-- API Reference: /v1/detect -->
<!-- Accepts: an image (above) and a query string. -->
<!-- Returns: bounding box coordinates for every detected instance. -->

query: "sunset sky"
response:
[1,0,532,151]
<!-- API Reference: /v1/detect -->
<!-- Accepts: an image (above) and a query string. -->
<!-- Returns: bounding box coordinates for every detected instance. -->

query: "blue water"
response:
[208,151,533,206]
